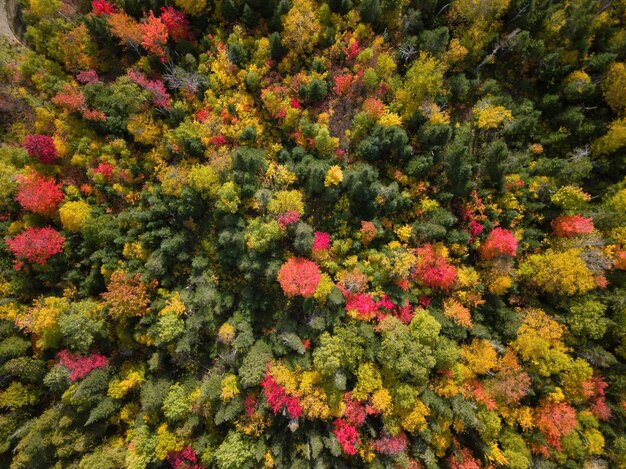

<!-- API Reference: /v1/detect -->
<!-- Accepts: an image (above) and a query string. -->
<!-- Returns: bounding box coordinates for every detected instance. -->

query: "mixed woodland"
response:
[0,0,626,467]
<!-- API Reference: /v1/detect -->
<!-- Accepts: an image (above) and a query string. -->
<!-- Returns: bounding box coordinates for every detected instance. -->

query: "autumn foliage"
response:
[413,244,457,289]
[5,227,65,269]
[160,7,191,41]
[261,365,302,419]
[140,12,169,60]
[22,134,58,163]
[552,215,594,238]
[535,401,578,450]
[1,0,625,467]
[91,0,116,15]
[15,172,64,216]
[57,350,108,381]
[101,270,152,319]
[277,257,321,298]
[478,228,518,260]
[333,419,360,455]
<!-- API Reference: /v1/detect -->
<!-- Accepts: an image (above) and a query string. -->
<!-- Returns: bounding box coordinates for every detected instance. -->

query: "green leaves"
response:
[239,340,273,388]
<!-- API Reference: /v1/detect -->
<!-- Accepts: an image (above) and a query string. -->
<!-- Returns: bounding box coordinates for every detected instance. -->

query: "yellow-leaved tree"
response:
[511,308,572,376]
[518,249,595,295]
[282,0,322,57]
[395,53,446,119]
[603,62,626,113]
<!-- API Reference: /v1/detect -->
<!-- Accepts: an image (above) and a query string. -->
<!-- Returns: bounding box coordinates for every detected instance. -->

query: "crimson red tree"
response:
[478,228,518,260]
[5,226,65,269]
[413,244,457,289]
[23,134,58,164]
[15,172,64,217]
[160,6,192,41]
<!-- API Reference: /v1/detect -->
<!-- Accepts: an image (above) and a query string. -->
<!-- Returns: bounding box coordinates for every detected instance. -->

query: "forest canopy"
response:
[0,0,625,468]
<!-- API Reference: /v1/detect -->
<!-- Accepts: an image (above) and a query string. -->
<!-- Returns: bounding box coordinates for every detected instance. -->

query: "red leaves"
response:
[466,380,497,410]
[52,84,107,121]
[166,446,202,469]
[468,219,483,241]
[5,227,65,269]
[583,376,612,421]
[76,70,100,84]
[276,210,300,228]
[277,257,321,298]
[552,215,594,238]
[333,418,360,455]
[339,289,414,323]
[478,227,518,260]
[333,73,353,96]
[23,134,58,164]
[344,291,378,319]
[243,393,258,416]
[362,98,385,119]
[413,244,456,290]
[93,162,114,180]
[140,12,169,60]
[489,369,531,406]
[15,172,64,217]
[343,395,366,427]
[160,7,192,42]
[373,432,408,455]
[82,109,107,122]
[261,369,302,419]
[290,98,302,109]
[57,350,108,381]
[91,0,116,15]
[535,401,577,450]
[209,135,228,147]
[343,39,360,61]
[128,70,171,110]
[448,447,482,469]
[312,231,331,252]
[52,85,86,112]
[195,109,210,122]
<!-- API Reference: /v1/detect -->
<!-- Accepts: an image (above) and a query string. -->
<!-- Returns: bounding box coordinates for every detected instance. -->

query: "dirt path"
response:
[0,0,24,45]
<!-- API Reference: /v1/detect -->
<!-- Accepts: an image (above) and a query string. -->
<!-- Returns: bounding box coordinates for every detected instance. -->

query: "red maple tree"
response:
[312,231,331,252]
[413,244,457,289]
[141,12,169,60]
[5,226,65,269]
[333,418,360,455]
[478,227,518,260]
[15,172,64,217]
[277,257,322,298]
[160,6,192,41]
[535,401,577,450]
[261,367,302,419]
[91,0,116,15]
[52,84,86,112]
[552,214,594,238]
[23,134,58,164]
[57,350,108,381]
